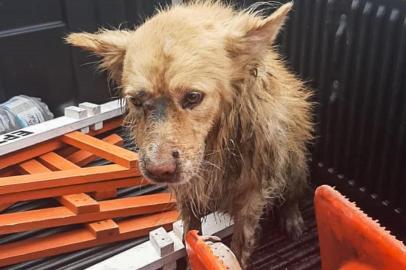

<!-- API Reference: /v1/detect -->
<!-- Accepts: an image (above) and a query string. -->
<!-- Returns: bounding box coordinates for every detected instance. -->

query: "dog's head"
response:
[66,2,292,185]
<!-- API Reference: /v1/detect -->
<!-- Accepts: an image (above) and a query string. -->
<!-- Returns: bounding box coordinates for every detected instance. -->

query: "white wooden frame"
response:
[86,213,234,270]
[0,99,124,156]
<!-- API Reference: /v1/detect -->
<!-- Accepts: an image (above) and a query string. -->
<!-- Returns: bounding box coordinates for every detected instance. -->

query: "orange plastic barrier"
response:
[186,230,228,270]
[314,185,406,270]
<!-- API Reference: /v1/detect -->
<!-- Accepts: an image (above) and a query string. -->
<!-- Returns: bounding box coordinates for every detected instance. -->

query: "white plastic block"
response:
[172,220,184,240]
[65,106,88,119]
[79,102,101,116]
[81,127,90,133]
[92,121,103,130]
[149,227,174,257]
[202,212,234,238]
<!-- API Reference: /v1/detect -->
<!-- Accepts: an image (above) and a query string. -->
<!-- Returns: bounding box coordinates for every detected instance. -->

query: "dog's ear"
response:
[65,30,131,83]
[227,2,292,61]
[246,2,292,46]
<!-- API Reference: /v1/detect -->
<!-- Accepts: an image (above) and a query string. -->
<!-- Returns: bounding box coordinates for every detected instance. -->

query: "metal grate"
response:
[275,0,406,238]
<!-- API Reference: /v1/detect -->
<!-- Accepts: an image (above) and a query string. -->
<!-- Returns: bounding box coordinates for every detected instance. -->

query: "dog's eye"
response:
[129,96,142,107]
[126,94,143,107]
[182,91,204,109]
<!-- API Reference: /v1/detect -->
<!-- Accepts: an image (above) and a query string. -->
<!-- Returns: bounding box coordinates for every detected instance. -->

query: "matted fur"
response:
[66,1,313,267]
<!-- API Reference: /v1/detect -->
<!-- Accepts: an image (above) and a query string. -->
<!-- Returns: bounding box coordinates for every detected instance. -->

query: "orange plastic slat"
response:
[61,131,138,168]
[0,210,179,267]
[0,164,139,195]
[18,158,100,214]
[86,219,120,238]
[39,149,118,204]
[0,193,175,235]
[0,177,147,204]
[18,159,50,174]
[58,193,100,214]
[0,117,123,170]
[0,139,64,170]
[56,117,123,157]
[38,151,80,170]
[0,168,19,212]
[93,189,118,200]
[315,185,406,270]
[65,134,123,167]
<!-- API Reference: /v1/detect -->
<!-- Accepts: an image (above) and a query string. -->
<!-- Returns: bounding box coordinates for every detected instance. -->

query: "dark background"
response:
[0,0,405,240]
[0,0,171,115]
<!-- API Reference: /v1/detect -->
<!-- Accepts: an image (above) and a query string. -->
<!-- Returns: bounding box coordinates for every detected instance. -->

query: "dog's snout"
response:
[144,159,177,182]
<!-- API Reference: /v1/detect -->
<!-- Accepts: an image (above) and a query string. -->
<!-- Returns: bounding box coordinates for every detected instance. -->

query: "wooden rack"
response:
[0,116,179,267]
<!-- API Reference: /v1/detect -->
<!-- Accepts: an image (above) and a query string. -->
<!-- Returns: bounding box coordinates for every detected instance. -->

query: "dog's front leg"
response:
[230,193,265,269]
[179,203,202,237]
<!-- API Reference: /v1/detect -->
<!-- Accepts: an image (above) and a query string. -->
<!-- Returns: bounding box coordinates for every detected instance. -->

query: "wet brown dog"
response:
[67,1,313,267]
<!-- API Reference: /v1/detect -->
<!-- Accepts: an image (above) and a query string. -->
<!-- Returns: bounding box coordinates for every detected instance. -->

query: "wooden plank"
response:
[61,131,138,168]
[0,117,123,170]
[41,134,123,200]
[65,134,123,167]
[59,194,100,214]
[56,117,123,157]
[31,152,106,213]
[39,145,121,201]
[0,120,123,212]
[38,151,80,170]
[0,169,19,212]
[86,219,120,238]
[0,164,139,195]
[93,189,118,200]
[0,210,179,267]
[0,99,123,156]
[19,159,53,174]
[18,158,101,214]
[0,139,64,170]
[0,177,148,204]
[19,157,99,214]
[0,193,175,235]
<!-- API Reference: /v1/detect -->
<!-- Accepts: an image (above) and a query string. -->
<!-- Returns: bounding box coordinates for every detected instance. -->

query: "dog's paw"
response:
[278,204,305,240]
[200,235,222,244]
[280,212,304,240]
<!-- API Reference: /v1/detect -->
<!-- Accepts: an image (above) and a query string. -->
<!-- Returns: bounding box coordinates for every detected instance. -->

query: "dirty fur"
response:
[66,1,313,267]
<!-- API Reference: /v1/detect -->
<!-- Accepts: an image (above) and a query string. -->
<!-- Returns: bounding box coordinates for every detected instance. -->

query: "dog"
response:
[66,1,313,267]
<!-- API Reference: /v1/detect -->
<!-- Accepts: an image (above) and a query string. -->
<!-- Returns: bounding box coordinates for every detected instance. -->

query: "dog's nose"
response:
[145,160,177,182]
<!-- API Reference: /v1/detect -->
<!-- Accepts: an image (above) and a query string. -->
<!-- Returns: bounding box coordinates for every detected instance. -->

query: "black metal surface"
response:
[274,0,406,241]
[249,195,320,270]
[0,0,171,115]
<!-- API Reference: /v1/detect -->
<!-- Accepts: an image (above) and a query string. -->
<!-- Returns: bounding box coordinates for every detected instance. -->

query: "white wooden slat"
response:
[0,99,123,156]
[86,212,234,270]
